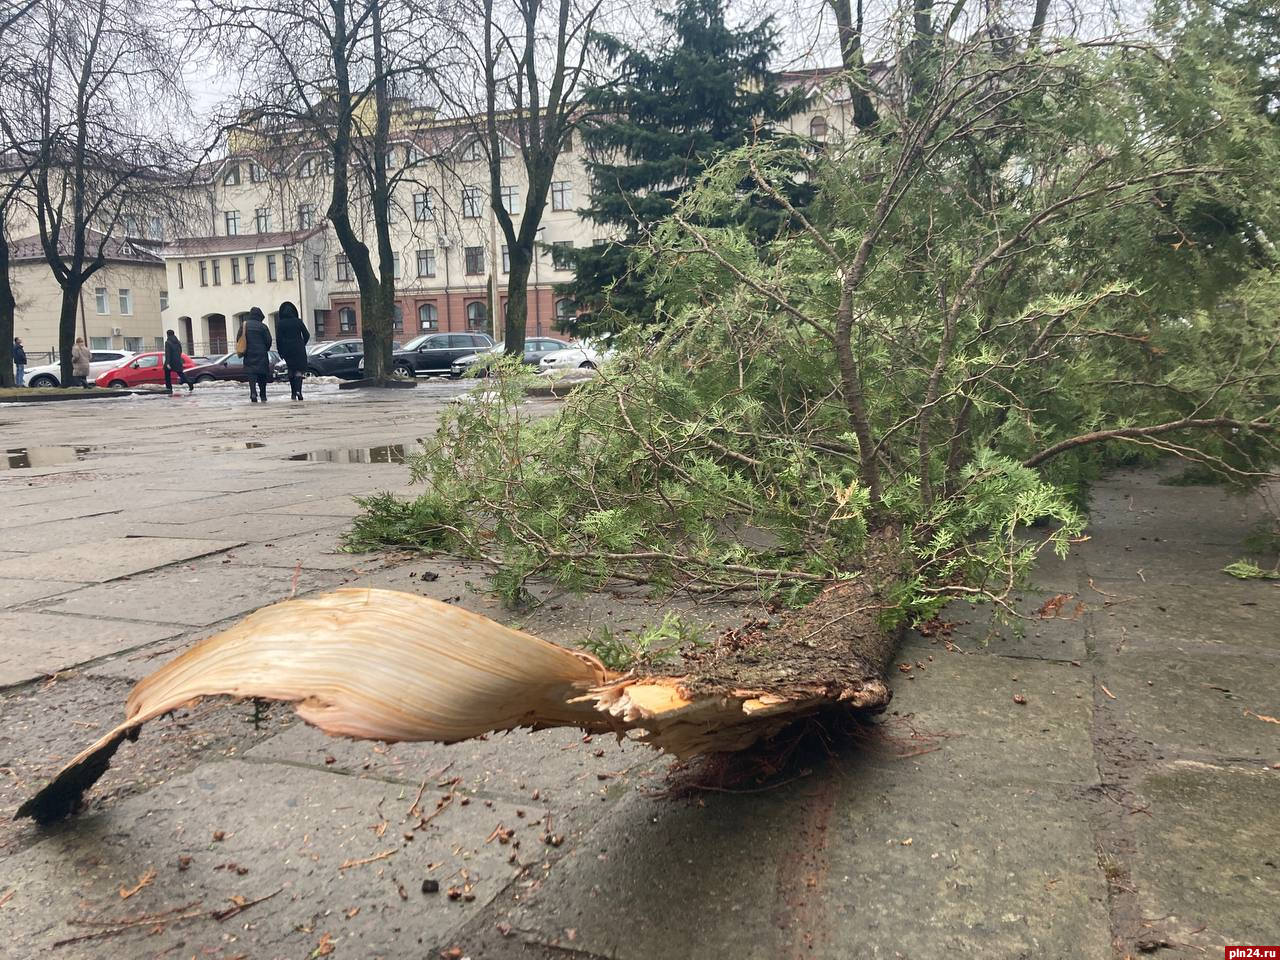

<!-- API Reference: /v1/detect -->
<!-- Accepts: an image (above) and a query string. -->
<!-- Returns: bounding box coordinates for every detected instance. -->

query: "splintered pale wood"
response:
[19,585,898,824]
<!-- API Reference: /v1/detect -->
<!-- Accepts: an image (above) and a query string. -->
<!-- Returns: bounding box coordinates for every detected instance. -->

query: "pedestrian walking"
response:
[240,307,273,403]
[12,337,25,387]
[275,300,310,401]
[70,338,92,388]
[163,330,194,394]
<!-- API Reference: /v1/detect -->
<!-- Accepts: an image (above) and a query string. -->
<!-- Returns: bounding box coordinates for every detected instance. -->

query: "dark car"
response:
[390,333,495,378]
[274,339,401,380]
[189,351,284,383]
[449,337,570,378]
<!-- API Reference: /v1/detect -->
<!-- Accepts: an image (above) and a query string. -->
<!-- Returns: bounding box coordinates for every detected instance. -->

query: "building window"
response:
[499,185,520,215]
[123,214,140,236]
[464,140,484,161]
[392,304,404,332]
[160,290,169,312]
[299,157,317,178]
[418,302,438,330]
[95,287,109,315]
[224,210,240,236]
[810,115,828,139]
[551,240,574,270]
[336,255,353,282]
[464,246,485,275]
[267,254,277,282]
[551,180,572,211]
[413,191,434,221]
[385,146,398,169]
[118,288,132,315]
[416,248,436,278]
[314,309,328,337]
[147,215,164,240]
[462,186,482,219]
[254,207,272,233]
[231,258,242,284]
[408,145,426,166]
[245,255,256,284]
[212,260,222,285]
[223,164,241,186]
[177,263,184,289]
[298,204,315,229]
[556,297,576,321]
[90,336,111,349]
[392,253,402,280]
[312,255,323,281]
[501,245,511,274]
[124,336,144,353]
[284,255,295,280]
[466,301,487,331]
[338,306,356,333]
[249,161,267,182]
[198,261,207,286]
[593,237,607,247]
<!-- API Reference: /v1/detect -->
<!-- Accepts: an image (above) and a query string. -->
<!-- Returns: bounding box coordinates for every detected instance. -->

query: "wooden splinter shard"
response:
[20,576,900,824]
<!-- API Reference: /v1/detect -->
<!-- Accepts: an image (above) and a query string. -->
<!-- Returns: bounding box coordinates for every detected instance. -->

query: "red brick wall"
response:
[326,285,572,342]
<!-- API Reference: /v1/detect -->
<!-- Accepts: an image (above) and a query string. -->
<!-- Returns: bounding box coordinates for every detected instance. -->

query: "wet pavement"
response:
[0,387,1276,959]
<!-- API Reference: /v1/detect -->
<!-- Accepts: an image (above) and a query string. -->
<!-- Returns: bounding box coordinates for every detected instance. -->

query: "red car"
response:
[95,351,196,388]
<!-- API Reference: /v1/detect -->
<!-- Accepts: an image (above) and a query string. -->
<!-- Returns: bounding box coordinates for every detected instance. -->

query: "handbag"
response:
[235,325,247,357]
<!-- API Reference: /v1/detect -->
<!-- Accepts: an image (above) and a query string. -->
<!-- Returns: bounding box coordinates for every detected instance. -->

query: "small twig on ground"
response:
[338,849,396,871]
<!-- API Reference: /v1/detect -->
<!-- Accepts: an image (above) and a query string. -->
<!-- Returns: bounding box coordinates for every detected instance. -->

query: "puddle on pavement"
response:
[287,443,413,464]
[215,442,267,451]
[4,446,92,470]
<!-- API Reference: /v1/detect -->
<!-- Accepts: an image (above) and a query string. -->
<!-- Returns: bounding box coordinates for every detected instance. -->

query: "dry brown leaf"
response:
[118,866,156,900]
[311,932,336,958]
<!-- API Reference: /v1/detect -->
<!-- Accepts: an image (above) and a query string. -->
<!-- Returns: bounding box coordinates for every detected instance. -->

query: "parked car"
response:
[189,351,284,383]
[24,350,136,388]
[95,351,196,388]
[538,339,613,373]
[273,339,401,380]
[386,333,495,378]
[449,337,570,378]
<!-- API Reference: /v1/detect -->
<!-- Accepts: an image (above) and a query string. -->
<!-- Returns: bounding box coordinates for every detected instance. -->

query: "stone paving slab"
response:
[883,635,1097,784]
[0,611,183,686]
[258,494,366,517]
[0,577,83,608]
[1095,651,1280,762]
[1132,762,1280,950]
[484,754,1110,960]
[0,537,243,583]
[246,722,660,814]
[217,526,378,570]
[43,563,342,627]
[1088,577,1280,656]
[0,760,545,959]
[0,513,136,552]
[140,512,335,543]
[2,497,122,528]
[929,594,1089,662]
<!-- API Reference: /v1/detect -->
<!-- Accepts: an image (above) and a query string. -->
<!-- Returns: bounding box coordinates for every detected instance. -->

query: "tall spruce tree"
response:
[560,0,804,334]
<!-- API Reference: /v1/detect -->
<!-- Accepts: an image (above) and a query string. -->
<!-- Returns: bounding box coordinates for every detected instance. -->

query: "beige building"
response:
[164,68,850,346]
[8,231,168,362]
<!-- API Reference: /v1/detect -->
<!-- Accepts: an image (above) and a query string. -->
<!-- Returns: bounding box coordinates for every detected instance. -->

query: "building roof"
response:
[163,226,326,256]
[8,229,165,265]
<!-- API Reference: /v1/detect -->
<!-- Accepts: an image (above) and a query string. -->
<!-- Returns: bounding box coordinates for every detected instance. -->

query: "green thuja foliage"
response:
[352,5,1280,616]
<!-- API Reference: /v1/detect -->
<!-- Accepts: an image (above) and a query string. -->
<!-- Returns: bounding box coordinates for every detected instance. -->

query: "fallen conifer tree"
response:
[19,1,1280,824]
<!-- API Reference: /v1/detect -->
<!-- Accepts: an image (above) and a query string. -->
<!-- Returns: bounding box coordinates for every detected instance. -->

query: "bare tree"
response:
[4,0,188,385]
[436,0,603,355]
[191,0,449,382]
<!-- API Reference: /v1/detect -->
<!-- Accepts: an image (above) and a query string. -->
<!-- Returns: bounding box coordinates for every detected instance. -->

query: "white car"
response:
[24,349,137,387]
[538,340,613,373]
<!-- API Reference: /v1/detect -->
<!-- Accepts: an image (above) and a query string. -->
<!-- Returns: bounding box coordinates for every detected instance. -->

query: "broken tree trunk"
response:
[19,536,904,824]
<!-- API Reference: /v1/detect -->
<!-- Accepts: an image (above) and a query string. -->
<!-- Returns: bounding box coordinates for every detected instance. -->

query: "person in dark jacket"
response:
[241,307,274,403]
[163,330,193,393]
[13,337,26,387]
[275,300,310,400]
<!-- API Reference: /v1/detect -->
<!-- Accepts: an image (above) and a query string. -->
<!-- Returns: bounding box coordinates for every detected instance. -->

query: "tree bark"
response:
[0,212,14,388]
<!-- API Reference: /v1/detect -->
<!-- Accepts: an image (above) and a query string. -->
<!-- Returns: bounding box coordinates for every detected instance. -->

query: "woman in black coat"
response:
[275,300,310,401]
[240,307,274,403]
